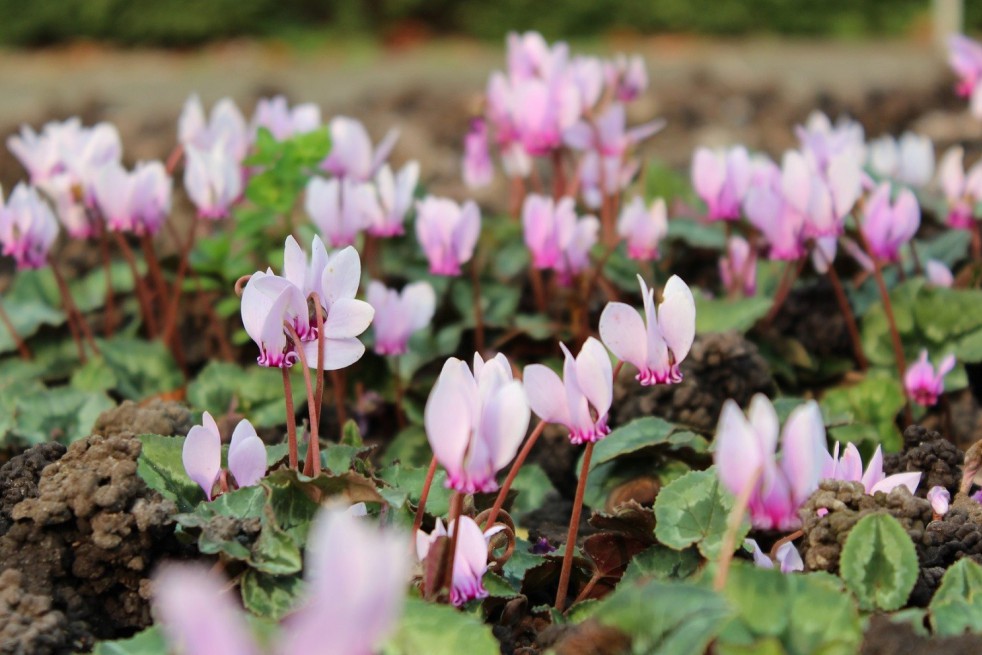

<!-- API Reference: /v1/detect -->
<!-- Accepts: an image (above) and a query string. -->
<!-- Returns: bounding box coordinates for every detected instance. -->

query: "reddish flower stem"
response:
[444,491,464,602]
[870,257,913,425]
[161,219,198,345]
[555,441,595,613]
[471,258,485,355]
[613,359,625,382]
[282,367,299,470]
[98,229,117,337]
[768,529,803,560]
[763,258,801,325]
[310,293,326,432]
[411,456,439,538]
[0,298,31,360]
[165,144,184,175]
[529,264,548,314]
[140,233,168,308]
[112,232,158,337]
[285,323,320,477]
[49,257,99,359]
[484,420,546,531]
[824,263,868,371]
[713,465,763,592]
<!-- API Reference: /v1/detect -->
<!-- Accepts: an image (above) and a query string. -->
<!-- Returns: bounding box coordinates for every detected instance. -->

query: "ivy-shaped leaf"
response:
[381,596,499,655]
[136,434,203,512]
[654,469,745,558]
[929,558,982,636]
[839,513,918,611]
[240,569,304,621]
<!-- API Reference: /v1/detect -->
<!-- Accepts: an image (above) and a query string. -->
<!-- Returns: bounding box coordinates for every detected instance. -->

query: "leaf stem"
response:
[555,441,595,612]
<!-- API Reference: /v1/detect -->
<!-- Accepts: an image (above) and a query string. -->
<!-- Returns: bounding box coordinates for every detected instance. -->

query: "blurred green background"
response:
[0,0,972,46]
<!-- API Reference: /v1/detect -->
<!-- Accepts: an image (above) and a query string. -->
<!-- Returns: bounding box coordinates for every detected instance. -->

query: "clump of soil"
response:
[772,278,852,360]
[861,613,982,654]
[884,425,964,498]
[0,403,188,653]
[612,331,775,432]
[91,399,191,439]
[0,442,66,535]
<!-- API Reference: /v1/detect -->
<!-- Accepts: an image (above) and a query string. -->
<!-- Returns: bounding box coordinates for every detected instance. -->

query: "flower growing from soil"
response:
[822,442,921,495]
[416,516,502,606]
[424,353,530,493]
[155,504,409,655]
[714,395,827,531]
[745,538,803,573]
[524,337,612,445]
[522,194,599,283]
[598,274,695,386]
[415,196,481,276]
[0,183,59,270]
[904,350,956,407]
[367,280,436,356]
[691,145,752,221]
[617,195,668,262]
[182,412,267,500]
[719,235,757,297]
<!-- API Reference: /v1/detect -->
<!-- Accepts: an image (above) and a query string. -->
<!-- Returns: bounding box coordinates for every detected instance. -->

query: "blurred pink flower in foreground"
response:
[184,143,243,220]
[617,196,668,262]
[424,353,530,493]
[416,516,502,606]
[926,259,954,288]
[182,412,267,501]
[415,196,481,276]
[745,538,803,573]
[367,280,436,355]
[714,395,827,531]
[599,274,695,385]
[719,235,757,297]
[822,442,921,495]
[691,145,752,221]
[155,505,408,655]
[605,54,648,102]
[867,132,935,188]
[904,350,956,407]
[937,146,982,229]
[524,337,612,445]
[860,182,920,263]
[0,183,59,270]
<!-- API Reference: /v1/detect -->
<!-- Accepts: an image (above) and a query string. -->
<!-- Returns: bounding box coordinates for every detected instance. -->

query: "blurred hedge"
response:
[0,0,972,46]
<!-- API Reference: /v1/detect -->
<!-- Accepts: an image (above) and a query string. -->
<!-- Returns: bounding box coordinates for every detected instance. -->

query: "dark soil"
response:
[861,613,982,655]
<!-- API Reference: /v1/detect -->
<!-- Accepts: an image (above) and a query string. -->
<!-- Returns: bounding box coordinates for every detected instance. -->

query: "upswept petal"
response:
[482,381,531,471]
[657,275,696,364]
[183,425,222,500]
[598,301,648,370]
[870,472,922,495]
[523,363,572,426]
[779,400,826,505]
[574,337,612,419]
[322,297,374,339]
[714,399,765,498]
[304,337,366,371]
[424,358,474,478]
[228,434,267,488]
[320,246,362,309]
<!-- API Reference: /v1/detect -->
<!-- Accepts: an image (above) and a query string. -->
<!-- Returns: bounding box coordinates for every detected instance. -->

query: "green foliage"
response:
[241,569,304,620]
[99,337,183,399]
[694,292,772,334]
[819,371,906,452]
[509,464,557,517]
[186,361,308,428]
[840,513,918,612]
[592,578,731,655]
[654,468,746,559]
[929,558,982,636]
[717,563,863,655]
[381,596,500,655]
[620,544,701,583]
[90,626,166,655]
[137,434,203,512]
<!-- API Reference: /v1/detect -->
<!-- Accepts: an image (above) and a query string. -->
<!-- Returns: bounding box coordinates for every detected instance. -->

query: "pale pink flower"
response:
[506,31,567,80]
[178,95,249,163]
[416,516,502,607]
[860,182,920,263]
[414,196,481,276]
[925,259,954,288]
[39,173,96,239]
[937,146,982,229]
[0,183,59,270]
[867,132,935,188]
[240,272,311,368]
[719,235,757,297]
[305,176,376,247]
[462,119,494,189]
[250,95,321,141]
[714,395,827,531]
[321,116,398,182]
[512,76,581,156]
[523,194,577,269]
[93,161,172,235]
[743,153,809,261]
[905,350,956,407]
[823,442,922,495]
[928,486,951,516]
[794,111,866,174]
[599,275,695,386]
[184,143,243,220]
[569,56,604,110]
[368,161,419,238]
[424,353,530,493]
[949,34,982,116]
[617,196,668,261]
[745,538,804,573]
[182,412,267,500]
[366,280,436,355]
[691,146,752,221]
[523,337,612,445]
[605,54,648,102]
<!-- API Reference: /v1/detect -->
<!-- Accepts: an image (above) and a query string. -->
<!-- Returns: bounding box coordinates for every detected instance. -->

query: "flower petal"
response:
[183,425,221,501]
[598,301,648,370]
[522,363,571,426]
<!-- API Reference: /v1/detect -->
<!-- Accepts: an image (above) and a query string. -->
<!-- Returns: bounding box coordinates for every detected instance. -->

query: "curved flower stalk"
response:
[822,442,921,495]
[859,182,920,263]
[367,280,436,355]
[745,538,803,573]
[719,235,757,297]
[416,516,502,606]
[523,337,612,445]
[714,395,827,531]
[368,161,419,238]
[321,116,399,182]
[904,350,956,407]
[178,94,249,163]
[617,196,668,262]
[249,95,321,141]
[691,145,752,221]
[415,196,481,276]
[937,146,982,229]
[155,504,409,655]
[0,183,59,270]
[948,34,982,117]
[184,142,243,220]
[925,259,954,288]
[305,176,376,247]
[599,274,695,386]
[182,412,267,501]
[462,119,494,189]
[867,132,935,188]
[424,353,530,493]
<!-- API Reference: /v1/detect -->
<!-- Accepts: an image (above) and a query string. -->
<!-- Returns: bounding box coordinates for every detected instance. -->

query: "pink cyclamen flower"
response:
[599,274,696,385]
[605,54,648,102]
[617,196,668,261]
[719,235,757,297]
[822,442,922,495]
[928,486,951,517]
[241,272,311,368]
[366,280,436,355]
[745,538,804,573]
[368,161,420,238]
[715,395,827,531]
[415,196,481,276]
[321,116,398,182]
[691,145,752,221]
[925,259,954,288]
[523,337,613,445]
[743,153,808,261]
[184,143,243,220]
[523,194,576,269]
[937,146,982,229]
[39,173,96,239]
[93,161,172,235]
[178,94,249,163]
[424,353,530,493]
[860,182,920,263]
[904,350,956,407]
[416,516,502,606]
[182,412,267,501]
[794,111,866,174]
[305,176,376,247]
[155,504,408,655]
[867,132,935,189]
[0,183,59,270]
[250,95,321,141]
[948,34,982,116]
[512,75,581,157]
[462,119,494,189]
